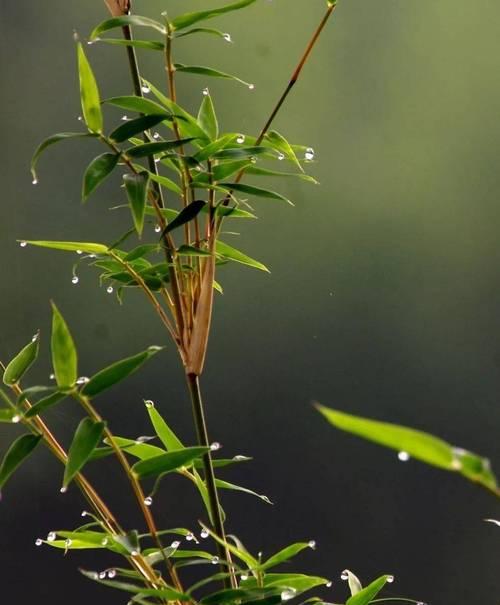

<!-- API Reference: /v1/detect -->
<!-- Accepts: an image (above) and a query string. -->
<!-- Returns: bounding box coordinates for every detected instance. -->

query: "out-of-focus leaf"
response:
[0,434,42,490]
[22,240,108,255]
[171,0,258,31]
[51,303,78,389]
[219,182,292,205]
[132,447,209,478]
[215,479,272,504]
[123,244,160,262]
[216,241,269,272]
[31,132,96,182]
[175,64,252,88]
[162,200,206,236]
[146,404,185,451]
[0,409,17,423]
[124,171,149,237]
[317,405,499,494]
[3,333,39,386]
[81,346,163,398]
[127,139,196,158]
[110,114,169,143]
[97,38,165,51]
[198,93,219,141]
[64,418,105,488]
[81,569,187,600]
[90,15,166,39]
[83,152,119,201]
[346,575,391,605]
[77,43,103,133]
[245,165,318,184]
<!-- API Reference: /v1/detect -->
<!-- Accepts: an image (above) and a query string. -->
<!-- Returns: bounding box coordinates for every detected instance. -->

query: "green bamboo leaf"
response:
[0,434,42,490]
[342,570,363,596]
[200,524,257,568]
[63,418,105,488]
[146,403,185,451]
[127,139,196,158]
[31,132,97,182]
[22,240,109,255]
[264,130,303,172]
[215,478,272,504]
[261,543,314,571]
[245,165,319,184]
[317,405,499,494]
[81,569,187,600]
[90,15,166,39]
[213,146,268,160]
[346,575,391,605]
[132,447,209,478]
[243,573,330,593]
[177,245,212,257]
[100,436,165,460]
[96,38,165,51]
[175,27,233,41]
[81,346,164,398]
[198,93,219,141]
[201,587,282,605]
[0,409,17,423]
[162,200,206,236]
[17,385,55,404]
[41,530,120,552]
[144,170,182,195]
[51,303,78,389]
[24,391,66,419]
[216,241,269,273]
[171,0,258,31]
[83,152,119,201]
[193,135,240,164]
[110,114,170,143]
[105,95,171,116]
[175,64,253,89]
[3,333,39,386]
[123,244,161,262]
[77,43,103,133]
[219,182,292,205]
[123,172,149,237]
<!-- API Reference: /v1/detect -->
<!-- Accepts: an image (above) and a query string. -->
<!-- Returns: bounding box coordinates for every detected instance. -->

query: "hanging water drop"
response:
[12,415,21,424]
[81,510,88,517]
[170,540,181,549]
[154,157,161,163]
[326,581,333,588]
[77,116,83,121]
[71,276,79,285]
[76,376,90,385]
[340,570,349,581]
[200,529,209,539]
[35,538,43,546]
[223,33,232,43]
[203,87,210,96]
[141,85,151,94]
[76,249,83,255]
[250,156,257,164]
[145,399,155,408]
[186,532,195,541]
[49,373,55,380]
[101,538,109,546]
[308,540,316,549]
[248,83,255,90]
[144,496,153,507]
[121,115,128,121]
[106,285,114,294]
[47,532,57,542]
[131,550,139,556]
[281,588,296,601]
[99,571,106,579]
[154,224,162,233]
[236,134,245,144]
[107,569,117,579]
[398,451,410,462]
[386,575,394,583]
[304,147,315,161]
[277,152,285,161]
[32,178,38,185]
[211,556,219,565]
[210,442,221,451]
[65,539,72,548]
[19,241,28,247]
[240,573,248,581]
[60,486,68,494]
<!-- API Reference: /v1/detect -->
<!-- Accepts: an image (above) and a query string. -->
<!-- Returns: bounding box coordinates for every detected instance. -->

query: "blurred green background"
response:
[1,0,500,603]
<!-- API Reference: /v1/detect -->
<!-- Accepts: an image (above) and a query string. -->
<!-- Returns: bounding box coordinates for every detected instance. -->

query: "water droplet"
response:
[135,435,152,444]
[203,87,210,96]
[398,451,410,462]
[340,570,349,581]
[76,249,83,255]
[89,254,96,259]
[210,442,221,451]
[12,415,21,424]
[145,399,155,408]
[304,147,315,161]
[211,556,219,565]
[101,538,109,546]
[65,538,72,548]
[308,540,316,549]
[281,588,296,601]
[60,486,68,493]
[186,532,195,541]
[241,573,248,581]
[31,333,39,342]
[107,569,117,579]
[386,575,394,583]
[200,529,209,539]
[141,85,151,94]
[131,550,139,556]
[277,152,285,160]
[77,116,83,121]
[144,496,153,507]
[32,178,38,185]
[153,132,160,140]
[250,156,257,164]
[233,455,247,461]
[20,241,27,247]
[99,571,106,579]
[248,83,255,90]
[121,115,128,121]
[326,581,333,588]
[71,276,79,285]
[49,373,55,380]
[154,157,161,163]
[223,33,232,43]
[170,540,181,549]
[81,510,88,517]
[76,376,89,385]
[154,224,162,233]
[106,285,114,294]
[35,538,43,546]
[236,134,245,144]
[47,532,57,542]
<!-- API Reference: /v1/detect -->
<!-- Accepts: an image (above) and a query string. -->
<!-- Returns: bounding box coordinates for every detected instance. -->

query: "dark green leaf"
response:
[83,152,119,201]
[81,346,163,398]
[198,93,219,141]
[145,170,182,195]
[81,569,187,600]
[0,434,42,490]
[175,64,252,88]
[90,15,166,39]
[162,200,206,236]
[124,244,161,262]
[105,95,171,116]
[110,114,170,143]
[177,245,212,257]
[51,303,78,389]
[77,43,103,133]
[264,130,303,172]
[219,182,292,205]
[216,241,269,272]
[346,575,390,605]
[127,139,196,158]
[31,132,97,181]
[132,447,209,478]
[213,146,268,160]
[171,0,258,31]
[23,240,109,254]
[124,171,149,237]
[0,409,17,423]
[64,418,105,488]
[24,391,67,419]
[146,404,185,451]
[201,587,282,605]
[3,333,39,386]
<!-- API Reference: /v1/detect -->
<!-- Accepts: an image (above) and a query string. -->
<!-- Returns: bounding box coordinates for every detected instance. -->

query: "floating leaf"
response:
[162,200,206,236]
[81,346,163,398]
[22,240,108,255]
[123,172,149,237]
[110,114,170,143]
[216,241,269,272]
[83,152,119,201]
[317,405,499,495]
[90,15,166,39]
[64,418,105,488]
[51,303,78,389]
[77,43,103,133]
[0,434,42,490]
[31,132,96,181]
[175,64,252,88]
[132,447,209,478]
[3,333,39,386]
[171,0,258,31]
[198,93,218,141]
[146,405,185,451]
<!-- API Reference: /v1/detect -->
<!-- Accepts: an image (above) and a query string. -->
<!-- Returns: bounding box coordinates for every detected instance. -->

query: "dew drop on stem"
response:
[200,529,209,539]
[141,85,150,94]
[71,276,79,285]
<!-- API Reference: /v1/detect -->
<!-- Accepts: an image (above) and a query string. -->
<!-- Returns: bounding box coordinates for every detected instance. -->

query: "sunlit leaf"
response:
[264,130,303,172]
[346,575,391,605]
[0,434,42,490]
[105,95,170,116]
[22,240,109,255]
[64,418,105,488]
[51,303,78,389]
[3,333,39,386]
[216,241,269,272]
[83,152,119,201]
[77,43,103,133]
[90,15,166,39]
[171,0,258,31]
[261,543,313,571]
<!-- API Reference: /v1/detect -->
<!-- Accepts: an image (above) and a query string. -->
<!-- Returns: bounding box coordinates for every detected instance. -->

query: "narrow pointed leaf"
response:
[105,95,170,116]
[264,130,303,172]
[0,409,17,423]
[81,346,163,398]
[100,436,165,460]
[162,200,206,236]
[90,15,166,39]
[31,132,96,181]
[216,241,269,272]
[146,405,185,451]
[261,543,313,571]
[245,165,318,184]
[343,570,363,596]
[198,93,218,141]
[24,391,66,419]
[0,434,42,490]
[215,479,272,504]
[172,0,258,31]
[346,575,390,605]
[213,146,268,160]
[127,139,196,158]
[83,152,119,201]
[3,333,39,386]
[243,574,329,593]
[64,418,105,487]
[23,240,108,255]
[81,569,187,600]
[200,523,258,569]
[175,64,252,88]
[145,170,182,195]
[97,38,165,51]
[175,27,232,41]
[77,43,103,133]
[110,114,170,143]
[219,182,292,204]
[132,447,209,478]
[51,303,78,389]
[123,172,149,237]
